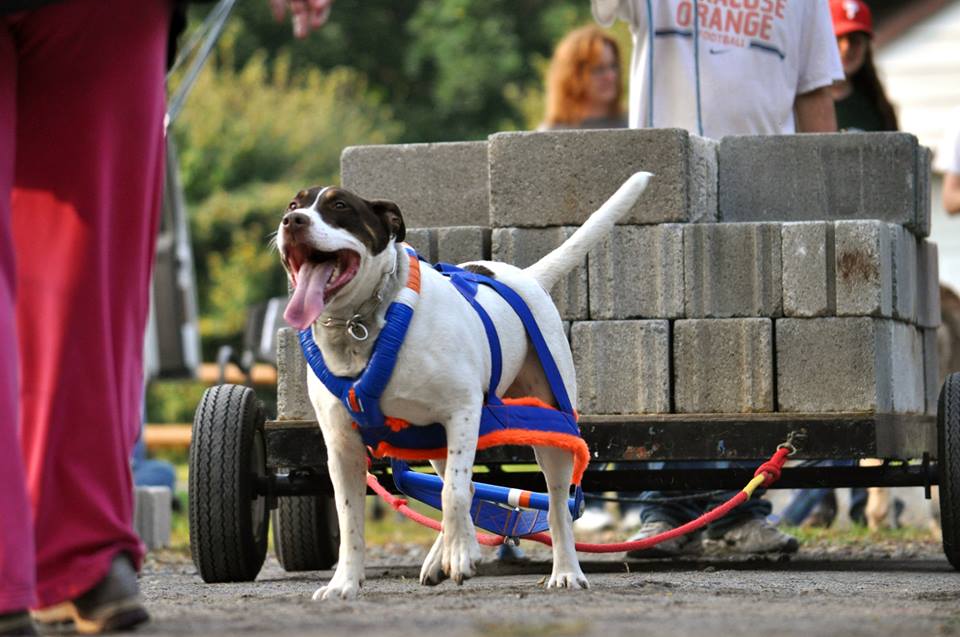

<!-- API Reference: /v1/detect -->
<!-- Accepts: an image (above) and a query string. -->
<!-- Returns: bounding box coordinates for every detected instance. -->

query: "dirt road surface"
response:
[139,538,960,637]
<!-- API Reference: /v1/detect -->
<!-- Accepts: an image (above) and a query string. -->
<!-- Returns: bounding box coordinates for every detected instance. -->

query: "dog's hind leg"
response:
[440,406,483,585]
[420,459,448,586]
[533,445,588,589]
[313,403,368,600]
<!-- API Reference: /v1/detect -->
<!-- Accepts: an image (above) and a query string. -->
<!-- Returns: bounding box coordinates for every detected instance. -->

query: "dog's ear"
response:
[369,199,406,243]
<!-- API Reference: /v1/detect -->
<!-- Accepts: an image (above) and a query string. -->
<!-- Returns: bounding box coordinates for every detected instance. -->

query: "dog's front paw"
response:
[547,570,589,590]
[442,531,481,585]
[312,577,362,601]
[420,534,448,586]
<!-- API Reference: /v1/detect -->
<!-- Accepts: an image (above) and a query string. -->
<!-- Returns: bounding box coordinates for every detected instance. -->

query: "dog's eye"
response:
[287,201,298,211]
[334,201,347,210]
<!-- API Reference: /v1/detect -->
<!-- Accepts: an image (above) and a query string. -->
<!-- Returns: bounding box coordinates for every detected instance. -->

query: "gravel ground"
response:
[138,535,960,637]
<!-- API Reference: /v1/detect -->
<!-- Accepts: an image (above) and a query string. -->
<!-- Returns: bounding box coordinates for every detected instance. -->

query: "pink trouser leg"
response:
[0,19,36,615]
[6,0,170,608]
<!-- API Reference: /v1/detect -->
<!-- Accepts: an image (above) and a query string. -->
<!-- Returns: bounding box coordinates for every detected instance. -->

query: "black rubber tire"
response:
[272,495,340,572]
[938,372,960,570]
[189,384,269,582]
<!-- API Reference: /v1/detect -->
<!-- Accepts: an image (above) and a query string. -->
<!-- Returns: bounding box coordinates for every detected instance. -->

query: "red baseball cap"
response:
[830,0,874,37]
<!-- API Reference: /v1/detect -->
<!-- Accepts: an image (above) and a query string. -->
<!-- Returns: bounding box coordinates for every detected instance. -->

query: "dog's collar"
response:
[318,246,402,341]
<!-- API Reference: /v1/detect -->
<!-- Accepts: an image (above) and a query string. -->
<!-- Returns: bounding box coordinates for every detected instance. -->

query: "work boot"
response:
[625,521,703,559]
[0,611,37,636]
[32,554,149,634]
[703,519,800,555]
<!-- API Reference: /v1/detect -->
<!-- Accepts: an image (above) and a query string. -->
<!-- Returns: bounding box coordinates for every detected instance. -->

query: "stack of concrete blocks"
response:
[279,130,939,424]
[134,486,171,550]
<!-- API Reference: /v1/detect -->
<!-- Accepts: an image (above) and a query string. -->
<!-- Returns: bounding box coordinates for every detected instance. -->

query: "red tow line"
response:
[365,445,792,553]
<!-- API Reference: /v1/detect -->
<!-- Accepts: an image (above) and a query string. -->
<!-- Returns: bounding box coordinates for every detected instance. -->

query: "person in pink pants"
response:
[0,1,331,634]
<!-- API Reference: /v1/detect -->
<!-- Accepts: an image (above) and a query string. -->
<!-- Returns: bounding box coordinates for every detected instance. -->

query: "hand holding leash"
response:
[269,0,333,39]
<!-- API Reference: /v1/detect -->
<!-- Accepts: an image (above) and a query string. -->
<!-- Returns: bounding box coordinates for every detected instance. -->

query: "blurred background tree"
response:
[165,0,616,380]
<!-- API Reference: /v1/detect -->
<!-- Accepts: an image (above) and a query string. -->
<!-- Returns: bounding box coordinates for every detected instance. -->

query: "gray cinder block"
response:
[916,146,932,238]
[276,327,314,421]
[684,223,782,318]
[492,227,587,320]
[571,320,670,415]
[923,328,941,416]
[777,317,897,413]
[834,221,894,318]
[134,486,171,551]
[489,128,717,227]
[341,142,489,228]
[588,225,684,319]
[719,133,928,236]
[673,319,774,413]
[781,222,835,317]
[890,225,918,322]
[890,322,924,414]
[435,226,491,265]
[916,240,941,328]
[402,227,437,263]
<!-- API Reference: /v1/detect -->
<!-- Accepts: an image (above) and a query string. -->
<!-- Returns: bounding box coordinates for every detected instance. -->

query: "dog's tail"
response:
[524,171,652,292]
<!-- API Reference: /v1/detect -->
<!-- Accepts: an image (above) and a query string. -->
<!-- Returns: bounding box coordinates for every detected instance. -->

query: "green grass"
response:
[784,523,939,546]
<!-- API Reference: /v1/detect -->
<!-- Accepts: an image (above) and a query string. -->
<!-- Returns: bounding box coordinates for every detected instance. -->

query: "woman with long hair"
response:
[542,25,625,130]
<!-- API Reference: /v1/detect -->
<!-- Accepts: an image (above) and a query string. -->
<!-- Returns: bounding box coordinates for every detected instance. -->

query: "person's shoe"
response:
[625,521,703,559]
[495,542,528,564]
[804,491,838,529]
[619,509,643,532]
[573,507,615,533]
[32,554,149,634]
[703,519,800,555]
[0,611,37,636]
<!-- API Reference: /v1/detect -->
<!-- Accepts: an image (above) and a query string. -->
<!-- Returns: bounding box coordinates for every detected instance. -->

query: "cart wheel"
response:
[189,384,269,582]
[272,494,339,571]
[938,372,960,570]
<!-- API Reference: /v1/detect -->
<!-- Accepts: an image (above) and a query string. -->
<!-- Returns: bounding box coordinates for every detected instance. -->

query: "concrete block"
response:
[890,225,917,322]
[276,327,314,421]
[719,133,928,235]
[134,486,171,550]
[916,240,941,328]
[923,328,941,416]
[341,141,489,228]
[916,146,933,237]
[435,226,491,265]
[571,320,670,414]
[673,319,774,413]
[781,222,835,317]
[776,318,895,413]
[890,322,924,414]
[588,225,684,319]
[684,223,782,317]
[834,221,894,317]
[403,227,437,263]
[489,128,717,227]
[492,227,587,320]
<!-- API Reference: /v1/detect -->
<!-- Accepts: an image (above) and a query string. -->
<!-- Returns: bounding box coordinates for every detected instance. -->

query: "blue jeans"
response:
[637,461,772,539]
[777,461,866,526]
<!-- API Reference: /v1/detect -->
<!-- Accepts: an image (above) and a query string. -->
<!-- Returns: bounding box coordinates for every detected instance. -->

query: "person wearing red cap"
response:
[829,0,899,132]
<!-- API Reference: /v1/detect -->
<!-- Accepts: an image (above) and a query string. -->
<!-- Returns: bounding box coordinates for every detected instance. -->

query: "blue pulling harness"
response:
[298,246,587,536]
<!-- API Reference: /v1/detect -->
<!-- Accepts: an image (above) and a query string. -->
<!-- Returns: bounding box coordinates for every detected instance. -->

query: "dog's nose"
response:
[282,211,311,230]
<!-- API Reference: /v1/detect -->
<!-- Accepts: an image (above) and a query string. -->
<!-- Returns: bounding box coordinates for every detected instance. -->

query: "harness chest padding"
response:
[369,397,590,485]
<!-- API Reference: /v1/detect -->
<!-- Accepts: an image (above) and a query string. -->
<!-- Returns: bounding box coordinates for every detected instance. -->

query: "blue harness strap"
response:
[297,251,586,535]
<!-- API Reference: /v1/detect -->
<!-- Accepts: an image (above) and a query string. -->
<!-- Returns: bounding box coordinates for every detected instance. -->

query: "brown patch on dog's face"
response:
[287,186,405,254]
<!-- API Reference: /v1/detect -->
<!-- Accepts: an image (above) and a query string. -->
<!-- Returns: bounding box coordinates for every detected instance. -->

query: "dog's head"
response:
[278,186,405,330]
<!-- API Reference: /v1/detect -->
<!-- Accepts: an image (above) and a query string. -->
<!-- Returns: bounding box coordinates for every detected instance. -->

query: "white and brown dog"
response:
[277,172,651,600]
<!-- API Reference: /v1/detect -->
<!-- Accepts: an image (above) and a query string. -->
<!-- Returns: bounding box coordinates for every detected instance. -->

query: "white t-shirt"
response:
[592,0,844,137]
[935,110,960,174]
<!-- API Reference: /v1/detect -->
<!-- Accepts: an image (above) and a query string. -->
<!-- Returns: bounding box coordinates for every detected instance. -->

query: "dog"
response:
[277,172,651,600]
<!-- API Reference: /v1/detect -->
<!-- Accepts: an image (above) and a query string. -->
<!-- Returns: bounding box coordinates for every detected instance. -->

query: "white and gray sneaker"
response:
[702,519,799,555]
[625,521,703,559]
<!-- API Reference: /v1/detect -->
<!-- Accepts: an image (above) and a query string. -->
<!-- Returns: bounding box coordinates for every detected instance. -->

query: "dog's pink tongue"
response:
[284,261,335,330]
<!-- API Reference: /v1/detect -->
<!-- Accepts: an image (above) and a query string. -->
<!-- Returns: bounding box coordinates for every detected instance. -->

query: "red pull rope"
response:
[365,445,791,553]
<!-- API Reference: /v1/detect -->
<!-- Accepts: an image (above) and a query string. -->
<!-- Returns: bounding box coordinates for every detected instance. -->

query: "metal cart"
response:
[186,371,960,582]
